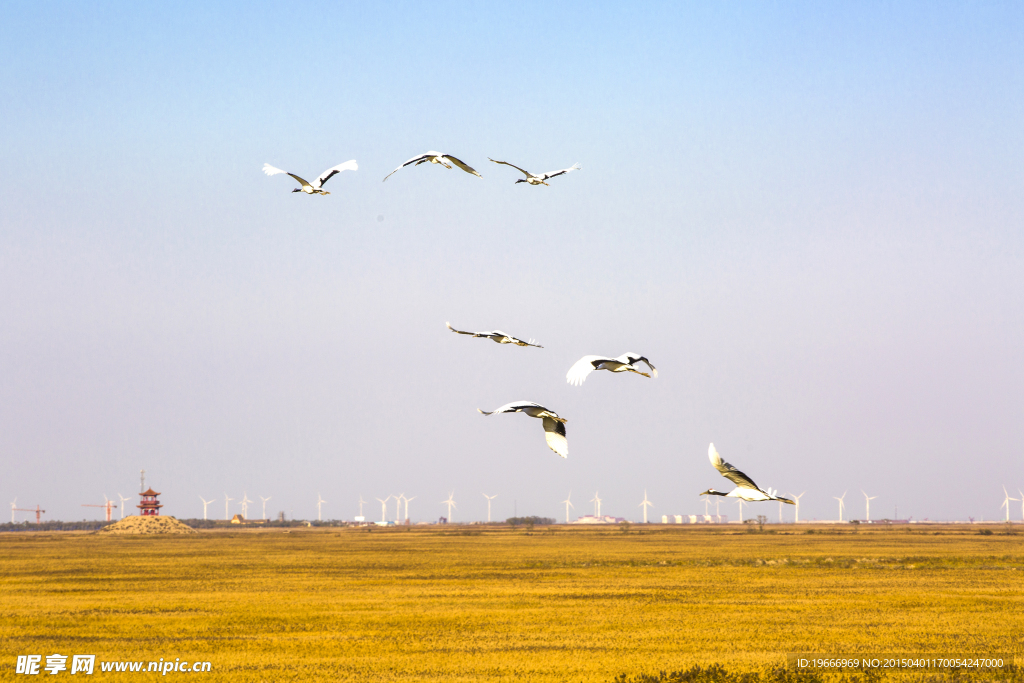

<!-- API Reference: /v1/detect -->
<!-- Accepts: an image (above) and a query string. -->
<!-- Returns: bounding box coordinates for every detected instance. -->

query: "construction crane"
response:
[82,498,116,522]
[13,504,46,524]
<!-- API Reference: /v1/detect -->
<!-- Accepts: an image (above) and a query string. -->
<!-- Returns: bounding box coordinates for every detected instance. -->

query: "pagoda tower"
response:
[137,488,163,516]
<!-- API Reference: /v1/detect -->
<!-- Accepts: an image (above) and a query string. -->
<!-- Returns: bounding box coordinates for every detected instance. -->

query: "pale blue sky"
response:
[2,2,1022,523]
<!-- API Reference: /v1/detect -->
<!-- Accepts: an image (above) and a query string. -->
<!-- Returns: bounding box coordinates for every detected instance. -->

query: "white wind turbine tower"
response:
[639,490,653,524]
[562,492,574,524]
[403,496,415,523]
[862,491,878,522]
[714,498,721,522]
[703,496,710,517]
[591,492,602,517]
[737,498,745,523]
[260,496,271,521]
[442,492,457,523]
[1000,487,1018,522]
[834,491,847,522]
[240,492,253,520]
[223,494,233,521]
[483,494,497,523]
[394,494,404,523]
[358,496,367,519]
[791,492,805,523]
[118,494,130,519]
[199,497,214,521]
[316,493,326,522]
[1019,490,1024,522]
[10,498,16,524]
[376,496,390,523]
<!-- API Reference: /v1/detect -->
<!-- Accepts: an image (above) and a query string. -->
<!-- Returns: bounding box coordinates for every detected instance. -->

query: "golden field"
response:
[2,524,1023,682]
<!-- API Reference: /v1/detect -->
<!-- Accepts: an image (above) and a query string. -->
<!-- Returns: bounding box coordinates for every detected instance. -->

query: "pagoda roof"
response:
[140,488,161,496]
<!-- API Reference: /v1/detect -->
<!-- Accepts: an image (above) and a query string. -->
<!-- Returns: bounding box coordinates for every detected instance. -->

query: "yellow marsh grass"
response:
[2,525,1022,682]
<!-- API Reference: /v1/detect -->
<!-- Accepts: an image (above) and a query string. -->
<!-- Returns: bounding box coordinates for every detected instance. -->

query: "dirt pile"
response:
[98,515,198,535]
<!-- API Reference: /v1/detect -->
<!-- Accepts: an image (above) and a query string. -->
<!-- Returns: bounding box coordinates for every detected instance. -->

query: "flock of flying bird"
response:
[262,150,794,512]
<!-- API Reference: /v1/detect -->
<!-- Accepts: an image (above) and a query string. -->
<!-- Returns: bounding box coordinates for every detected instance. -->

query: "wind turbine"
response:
[703,496,710,517]
[224,494,233,521]
[199,497,214,521]
[791,492,805,523]
[375,496,390,523]
[403,496,415,523]
[862,490,878,522]
[118,493,130,519]
[737,498,745,523]
[483,494,497,523]
[316,493,326,522]
[10,498,16,524]
[358,496,367,519]
[442,492,457,523]
[834,491,847,522]
[260,496,271,521]
[394,494,404,523]
[639,490,653,524]
[591,492,602,517]
[239,492,253,520]
[1019,490,1024,522]
[714,498,721,522]
[562,491,574,524]
[1000,487,1018,523]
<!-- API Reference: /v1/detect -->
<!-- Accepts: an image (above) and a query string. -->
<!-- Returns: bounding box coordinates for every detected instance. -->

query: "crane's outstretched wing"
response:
[442,155,482,178]
[446,322,481,336]
[263,164,313,190]
[314,160,358,188]
[478,401,546,416]
[566,355,615,386]
[621,352,658,378]
[383,152,438,182]
[539,163,581,181]
[709,443,761,490]
[542,417,568,458]
[488,158,533,178]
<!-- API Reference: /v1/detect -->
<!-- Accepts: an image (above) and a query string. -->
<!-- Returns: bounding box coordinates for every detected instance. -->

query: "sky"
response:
[1,2,1022,524]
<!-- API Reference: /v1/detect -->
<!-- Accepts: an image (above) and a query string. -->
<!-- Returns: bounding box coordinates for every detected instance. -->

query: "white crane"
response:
[483,494,497,523]
[700,443,794,505]
[446,322,542,347]
[262,161,357,195]
[199,497,214,521]
[862,490,878,522]
[566,353,657,386]
[562,491,574,524]
[834,492,847,522]
[639,490,653,524]
[442,492,457,522]
[477,401,567,458]
[488,158,581,186]
[260,496,272,521]
[383,151,481,182]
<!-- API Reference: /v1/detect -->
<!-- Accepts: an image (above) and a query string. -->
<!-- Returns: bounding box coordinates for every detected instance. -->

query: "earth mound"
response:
[98,515,198,535]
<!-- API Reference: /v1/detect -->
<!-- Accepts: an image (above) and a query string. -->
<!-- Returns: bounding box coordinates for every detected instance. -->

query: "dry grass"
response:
[2,524,1022,681]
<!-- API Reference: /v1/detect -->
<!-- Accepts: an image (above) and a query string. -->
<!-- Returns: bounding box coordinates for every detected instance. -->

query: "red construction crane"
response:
[82,498,116,522]
[13,505,46,524]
